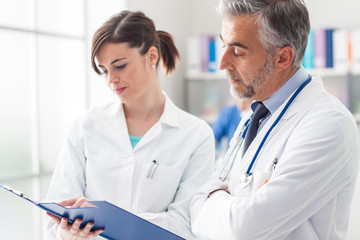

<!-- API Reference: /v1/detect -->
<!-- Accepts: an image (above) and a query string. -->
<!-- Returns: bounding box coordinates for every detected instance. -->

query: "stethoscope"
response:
[219,75,312,187]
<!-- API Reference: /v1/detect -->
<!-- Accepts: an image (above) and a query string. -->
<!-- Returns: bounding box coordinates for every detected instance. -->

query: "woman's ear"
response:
[274,46,294,72]
[148,46,159,66]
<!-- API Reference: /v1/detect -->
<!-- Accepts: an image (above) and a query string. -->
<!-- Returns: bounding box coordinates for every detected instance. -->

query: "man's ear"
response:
[274,46,294,72]
[147,46,159,66]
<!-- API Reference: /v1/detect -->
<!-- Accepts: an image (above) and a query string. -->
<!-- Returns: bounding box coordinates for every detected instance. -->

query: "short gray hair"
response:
[217,0,310,68]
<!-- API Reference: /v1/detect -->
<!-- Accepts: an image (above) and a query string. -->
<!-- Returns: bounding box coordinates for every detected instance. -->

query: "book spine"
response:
[200,35,210,72]
[186,36,202,76]
[314,28,326,68]
[303,29,315,69]
[215,35,225,74]
[350,29,360,73]
[208,36,217,72]
[333,29,349,72]
[325,29,334,68]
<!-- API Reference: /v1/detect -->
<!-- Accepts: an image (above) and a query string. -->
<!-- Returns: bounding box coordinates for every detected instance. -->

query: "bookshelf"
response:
[184,27,360,123]
[184,70,360,124]
[184,73,229,124]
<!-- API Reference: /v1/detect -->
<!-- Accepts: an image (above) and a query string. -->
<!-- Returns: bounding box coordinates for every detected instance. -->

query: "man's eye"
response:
[234,49,244,57]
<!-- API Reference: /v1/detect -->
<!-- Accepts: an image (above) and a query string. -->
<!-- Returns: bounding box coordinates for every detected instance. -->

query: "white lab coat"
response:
[191,76,360,240]
[46,93,215,240]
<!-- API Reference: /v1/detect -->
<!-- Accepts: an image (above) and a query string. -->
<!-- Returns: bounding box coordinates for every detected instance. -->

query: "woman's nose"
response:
[108,71,119,84]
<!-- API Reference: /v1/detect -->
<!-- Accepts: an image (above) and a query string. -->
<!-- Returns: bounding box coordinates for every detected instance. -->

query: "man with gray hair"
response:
[190,0,360,239]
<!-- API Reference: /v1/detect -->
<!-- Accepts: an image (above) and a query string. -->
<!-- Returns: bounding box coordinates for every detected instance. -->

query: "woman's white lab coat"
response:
[191,77,360,240]
[46,93,215,240]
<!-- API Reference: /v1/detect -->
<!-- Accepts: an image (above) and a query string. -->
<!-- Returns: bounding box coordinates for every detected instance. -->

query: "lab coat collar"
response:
[158,92,180,128]
[257,76,323,127]
[110,91,179,129]
[102,92,180,152]
[131,92,179,151]
[263,66,308,116]
[241,75,325,160]
[278,76,324,120]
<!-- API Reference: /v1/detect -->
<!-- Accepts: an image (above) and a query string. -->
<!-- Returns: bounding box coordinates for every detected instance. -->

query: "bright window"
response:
[0,30,36,178]
[0,1,86,179]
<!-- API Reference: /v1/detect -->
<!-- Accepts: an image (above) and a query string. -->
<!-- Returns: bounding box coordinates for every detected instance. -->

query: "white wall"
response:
[126,0,221,108]
[305,0,360,29]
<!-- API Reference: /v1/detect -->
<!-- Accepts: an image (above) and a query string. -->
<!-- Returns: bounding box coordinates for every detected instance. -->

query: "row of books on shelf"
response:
[303,28,360,73]
[186,35,225,77]
[186,29,360,77]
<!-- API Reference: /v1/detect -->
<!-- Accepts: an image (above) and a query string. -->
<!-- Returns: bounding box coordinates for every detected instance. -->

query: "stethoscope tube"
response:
[219,75,312,183]
[219,118,250,181]
[245,75,312,176]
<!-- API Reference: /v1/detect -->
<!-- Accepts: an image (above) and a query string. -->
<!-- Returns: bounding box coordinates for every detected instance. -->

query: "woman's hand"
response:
[47,196,105,240]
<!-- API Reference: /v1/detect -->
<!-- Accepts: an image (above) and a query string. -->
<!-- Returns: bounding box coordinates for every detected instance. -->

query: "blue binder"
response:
[0,184,184,240]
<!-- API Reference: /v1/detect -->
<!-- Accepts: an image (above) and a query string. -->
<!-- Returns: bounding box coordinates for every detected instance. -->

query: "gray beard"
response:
[228,56,274,100]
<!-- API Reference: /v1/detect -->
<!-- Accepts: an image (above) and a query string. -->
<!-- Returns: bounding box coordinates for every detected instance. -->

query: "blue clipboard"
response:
[0,184,184,240]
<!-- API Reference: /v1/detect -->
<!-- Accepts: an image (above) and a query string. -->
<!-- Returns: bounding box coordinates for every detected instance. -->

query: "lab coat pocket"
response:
[250,170,273,195]
[132,164,182,213]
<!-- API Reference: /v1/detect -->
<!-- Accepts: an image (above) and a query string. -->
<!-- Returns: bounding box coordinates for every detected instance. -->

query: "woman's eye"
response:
[101,70,108,75]
[116,64,127,70]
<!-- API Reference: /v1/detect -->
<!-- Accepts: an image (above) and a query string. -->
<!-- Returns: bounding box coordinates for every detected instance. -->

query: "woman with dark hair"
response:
[46,10,214,240]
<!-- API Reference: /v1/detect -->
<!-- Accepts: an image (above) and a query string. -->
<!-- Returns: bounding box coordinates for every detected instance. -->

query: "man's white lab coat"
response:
[191,77,360,240]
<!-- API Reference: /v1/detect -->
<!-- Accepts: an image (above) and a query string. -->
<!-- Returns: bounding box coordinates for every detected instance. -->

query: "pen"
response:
[147,160,159,179]
[273,158,278,170]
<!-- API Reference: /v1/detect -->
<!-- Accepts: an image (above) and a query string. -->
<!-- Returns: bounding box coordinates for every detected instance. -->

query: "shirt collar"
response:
[262,66,309,115]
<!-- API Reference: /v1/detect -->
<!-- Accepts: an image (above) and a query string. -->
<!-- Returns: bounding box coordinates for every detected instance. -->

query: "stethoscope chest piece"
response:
[219,173,227,182]
[240,173,253,188]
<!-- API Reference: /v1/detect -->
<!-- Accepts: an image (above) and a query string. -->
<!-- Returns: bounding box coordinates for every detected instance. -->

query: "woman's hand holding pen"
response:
[46,196,105,240]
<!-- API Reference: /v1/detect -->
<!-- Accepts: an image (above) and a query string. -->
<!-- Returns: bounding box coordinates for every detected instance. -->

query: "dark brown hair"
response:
[91,10,180,75]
